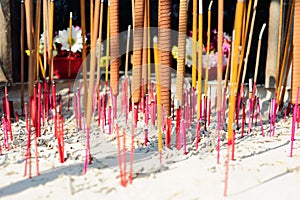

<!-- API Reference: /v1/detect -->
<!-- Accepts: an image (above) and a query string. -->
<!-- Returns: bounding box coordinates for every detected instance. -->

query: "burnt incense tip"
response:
[21,0,24,3]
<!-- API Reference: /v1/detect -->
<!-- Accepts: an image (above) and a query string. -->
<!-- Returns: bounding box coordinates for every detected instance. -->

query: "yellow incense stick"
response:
[35,0,42,80]
[276,1,294,102]
[192,0,197,89]
[49,0,54,80]
[153,36,162,152]
[96,0,104,87]
[241,0,258,86]
[197,0,203,119]
[228,0,244,144]
[80,0,88,112]
[237,0,252,85]
[105,3,110,82]
[86,0,101,127]
[68,12,73,79]
[276,0,284,89]
[204,0,213,97]
[43,0,49,76]
[21,0,25,111]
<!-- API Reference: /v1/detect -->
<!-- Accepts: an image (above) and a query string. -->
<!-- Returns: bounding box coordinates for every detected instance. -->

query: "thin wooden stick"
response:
[125,25,131,77]
[228,0,244,155]
[241,0,258,86]
[86,0,101,128]
[80,0,88,112]
[237,0,252,85]
[276,1,294,103]
[24,0,34,96]
[34,0,42,80]
[192,0,197,89]
[21,0,25,114]
[276,0,284,89]
[217,0,224,164]
[68,12,73,110]
[197,0,203,120]
[253,24,266,89]
[96,0,104,88]
[153,36,163,157]
[204,0,213,97]
[42,0,49,77]
[48,0,54,80]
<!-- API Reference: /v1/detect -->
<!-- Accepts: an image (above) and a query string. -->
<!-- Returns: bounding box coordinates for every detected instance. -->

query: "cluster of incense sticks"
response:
[15,0,298,196]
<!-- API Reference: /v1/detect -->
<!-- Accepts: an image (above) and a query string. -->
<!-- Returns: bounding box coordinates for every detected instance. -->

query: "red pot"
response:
[53,57,82,79]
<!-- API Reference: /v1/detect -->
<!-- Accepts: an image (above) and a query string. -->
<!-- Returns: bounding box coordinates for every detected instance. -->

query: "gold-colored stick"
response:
[228,0,244,146]
[241,0,258,86]
[96,0,104,87]
[197,0,203,119]
[86,0,101,127]
[237,0,252,85]
[43,0,49,76]
[21,0,25,111]
[192,0,197,89]
[153,36,162,152]
[48,0,55,80]
[204,0,213,97]
[80,0,88,111]
[68,12,73,79]
[276,1,294,102]
[35,0,42,80]
[275,0,284,89]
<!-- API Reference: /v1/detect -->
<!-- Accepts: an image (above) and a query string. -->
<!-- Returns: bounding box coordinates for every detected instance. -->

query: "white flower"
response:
[54,26,85,53]
[39,32,57,57]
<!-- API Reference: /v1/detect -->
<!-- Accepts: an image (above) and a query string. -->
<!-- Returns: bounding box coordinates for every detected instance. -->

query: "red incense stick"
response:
[290,87,300,157]
[145,94,149,145]
[129,120,135,184]
[166,116,171,148]
[116,124,123,185]
[4,87,12,141]
[122,129,127,187]
[24,103,31,178]
[176,106,181,150]
[37,82,42,137]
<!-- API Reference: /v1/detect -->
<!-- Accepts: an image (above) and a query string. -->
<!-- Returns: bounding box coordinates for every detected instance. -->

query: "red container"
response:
[53,57,82,79]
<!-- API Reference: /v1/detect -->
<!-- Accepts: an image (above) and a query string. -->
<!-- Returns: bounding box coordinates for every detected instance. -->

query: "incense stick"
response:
[96,0,104,89]
[153,36,163,156]
[80,0,88,112]
[217,0,224,164]
[34,0,42,80]
[192,0,197,89]
[68,12,73,111]
[48,0,54,80]
[20,0,25,114]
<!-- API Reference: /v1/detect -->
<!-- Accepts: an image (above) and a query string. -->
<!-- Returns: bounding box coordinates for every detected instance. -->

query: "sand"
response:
[0,81,300,200]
